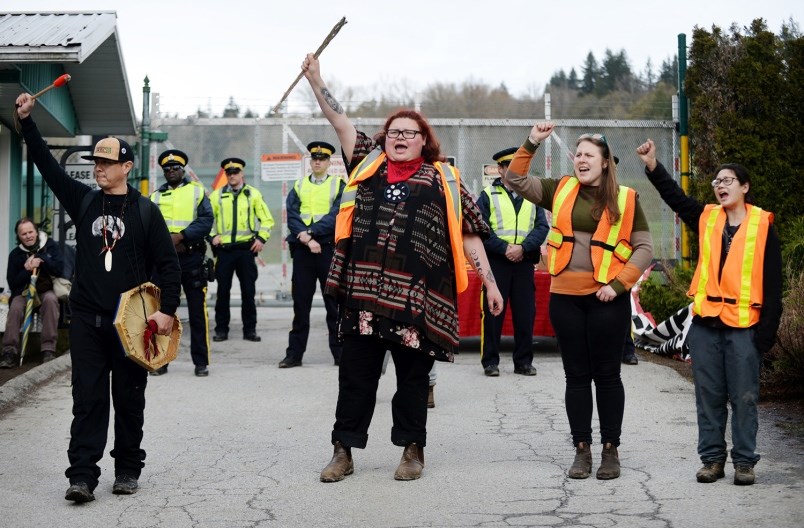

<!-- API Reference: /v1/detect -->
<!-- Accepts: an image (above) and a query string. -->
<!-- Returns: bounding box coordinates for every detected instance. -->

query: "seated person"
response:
[0,218,63,367]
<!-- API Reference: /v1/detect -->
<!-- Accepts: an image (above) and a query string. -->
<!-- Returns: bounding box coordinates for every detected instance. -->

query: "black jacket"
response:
[20,116,181,316]
[6,233,64,298]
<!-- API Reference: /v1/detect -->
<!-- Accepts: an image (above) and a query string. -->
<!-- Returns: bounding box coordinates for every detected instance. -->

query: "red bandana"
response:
[386,157,424,183]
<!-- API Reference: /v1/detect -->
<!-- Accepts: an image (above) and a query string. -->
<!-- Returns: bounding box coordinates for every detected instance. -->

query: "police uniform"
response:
[476,147,549,376]
[280,141,345,367]
[209,157,274,342]
[151,149,214,376]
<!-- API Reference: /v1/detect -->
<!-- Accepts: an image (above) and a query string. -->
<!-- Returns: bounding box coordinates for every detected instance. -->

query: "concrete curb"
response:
[0,352,71,414]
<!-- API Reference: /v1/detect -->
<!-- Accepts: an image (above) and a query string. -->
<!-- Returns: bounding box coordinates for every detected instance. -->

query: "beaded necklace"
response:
[99,194,128,271]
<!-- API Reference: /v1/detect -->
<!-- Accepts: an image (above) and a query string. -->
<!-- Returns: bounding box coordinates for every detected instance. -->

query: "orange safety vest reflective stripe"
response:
[334,150,468,293]
[545,176,636,283]
[688,203,771,327]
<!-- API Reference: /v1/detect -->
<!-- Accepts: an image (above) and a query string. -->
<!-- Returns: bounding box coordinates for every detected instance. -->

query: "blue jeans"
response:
[688,322,761,466]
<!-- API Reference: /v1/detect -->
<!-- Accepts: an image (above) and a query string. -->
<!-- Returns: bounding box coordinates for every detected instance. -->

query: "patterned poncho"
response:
[325,131,489,361]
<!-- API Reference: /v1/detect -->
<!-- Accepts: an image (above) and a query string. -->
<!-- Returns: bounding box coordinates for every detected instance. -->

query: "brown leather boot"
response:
[427,386,435,409]
[568,441,592,479]
[394,443,425,480]
[596,442,621,480]
[320,441,353,482]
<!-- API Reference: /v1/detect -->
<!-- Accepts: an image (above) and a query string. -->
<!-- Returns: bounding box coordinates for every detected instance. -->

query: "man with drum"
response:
[14,93,181,503]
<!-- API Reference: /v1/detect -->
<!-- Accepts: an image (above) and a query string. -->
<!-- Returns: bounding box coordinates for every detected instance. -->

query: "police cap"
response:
[221,157,246,173]
[158,149,189,168]
[307,141,335,159]
[492,147,517,165]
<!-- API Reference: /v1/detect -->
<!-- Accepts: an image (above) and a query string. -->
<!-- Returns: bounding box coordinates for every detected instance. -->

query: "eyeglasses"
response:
[225,169,242,175]
[163,165,183,172]
[711,176,737,187]
[386,129,422,139]
[578,133,608,145]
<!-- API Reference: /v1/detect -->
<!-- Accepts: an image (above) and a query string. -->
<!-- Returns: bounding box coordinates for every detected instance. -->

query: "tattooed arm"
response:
[463,233,503,316]
[301,53,357,164]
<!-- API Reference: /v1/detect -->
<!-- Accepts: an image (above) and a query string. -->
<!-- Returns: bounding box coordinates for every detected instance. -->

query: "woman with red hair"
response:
[302,53,502,483]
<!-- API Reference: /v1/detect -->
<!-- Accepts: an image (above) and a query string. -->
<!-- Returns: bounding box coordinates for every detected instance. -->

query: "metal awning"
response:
[0,11,136,137]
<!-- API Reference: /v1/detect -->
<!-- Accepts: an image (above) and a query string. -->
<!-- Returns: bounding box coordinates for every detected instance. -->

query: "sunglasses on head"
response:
[578,133,608,145]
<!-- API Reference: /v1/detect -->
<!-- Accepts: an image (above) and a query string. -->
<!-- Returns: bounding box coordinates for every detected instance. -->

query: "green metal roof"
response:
[0,11,136,137]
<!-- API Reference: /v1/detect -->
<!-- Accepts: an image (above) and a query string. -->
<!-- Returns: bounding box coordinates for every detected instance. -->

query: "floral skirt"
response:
[338,307,453,362]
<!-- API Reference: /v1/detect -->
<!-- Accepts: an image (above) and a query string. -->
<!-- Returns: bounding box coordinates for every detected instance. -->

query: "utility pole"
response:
[140,76,168,196]
[677,34,691,268]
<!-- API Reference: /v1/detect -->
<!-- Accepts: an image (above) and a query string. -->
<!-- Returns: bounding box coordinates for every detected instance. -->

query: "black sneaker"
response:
[622,352,639,365]
[244,333,261,342]
[42,350,57,363]
[149,365,168,376]
[0,350,18,369]
[212,332,228,342]
[484,365,500,377]
[514,365,537,376]
[65,482,95,503]
[278,356,302,368]
[194,365,209,377]
[112,474,139,495]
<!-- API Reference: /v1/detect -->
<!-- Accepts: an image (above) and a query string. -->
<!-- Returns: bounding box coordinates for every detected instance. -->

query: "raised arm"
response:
[504,121,556,207]
[302,54,357,165]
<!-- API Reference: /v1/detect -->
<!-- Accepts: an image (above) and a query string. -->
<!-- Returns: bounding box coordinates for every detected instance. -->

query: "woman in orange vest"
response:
[637,139,782,486]
[301,53,503,483]
[505,122,654,480]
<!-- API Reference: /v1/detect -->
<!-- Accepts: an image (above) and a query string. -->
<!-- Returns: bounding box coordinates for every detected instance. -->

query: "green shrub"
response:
[779,217,804,275]
[637,262,694,324]
[761,265,804,397]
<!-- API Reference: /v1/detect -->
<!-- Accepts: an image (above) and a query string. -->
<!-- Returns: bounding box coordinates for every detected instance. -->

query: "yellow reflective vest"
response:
[150,181,205,233]
[209,185,274,244]
[482,185,537,244]
[294,174,343,225]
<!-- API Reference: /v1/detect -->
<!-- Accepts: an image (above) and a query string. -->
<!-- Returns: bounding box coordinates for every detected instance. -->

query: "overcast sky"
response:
[4,0,801,118]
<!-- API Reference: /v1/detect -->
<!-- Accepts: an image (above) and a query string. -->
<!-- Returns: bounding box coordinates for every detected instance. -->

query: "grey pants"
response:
[688,322,761,466]
[2,290,60,353]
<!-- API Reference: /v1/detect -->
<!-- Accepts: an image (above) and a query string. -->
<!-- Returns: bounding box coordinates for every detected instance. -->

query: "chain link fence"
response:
[140,117,680,297]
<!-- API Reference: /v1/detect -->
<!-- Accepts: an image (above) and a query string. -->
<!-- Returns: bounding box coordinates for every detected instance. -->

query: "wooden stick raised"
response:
[270,17,347,115]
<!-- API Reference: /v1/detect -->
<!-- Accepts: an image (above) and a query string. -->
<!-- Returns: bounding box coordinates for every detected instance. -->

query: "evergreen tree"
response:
[580,52,599,95]
[222,96,240,118]
[686,18,803,241]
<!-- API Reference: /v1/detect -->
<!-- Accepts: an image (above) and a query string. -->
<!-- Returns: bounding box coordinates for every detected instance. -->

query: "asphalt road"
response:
[1,306,802,528]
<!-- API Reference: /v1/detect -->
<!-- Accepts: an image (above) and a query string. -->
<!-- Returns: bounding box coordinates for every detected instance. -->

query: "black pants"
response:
[65,310,148,491]
[549,292,630,447]
[286,244,341,362]
[181,266,210,366]
[332,334,435,449]
[481,257,535,369]
[214,247,258,336]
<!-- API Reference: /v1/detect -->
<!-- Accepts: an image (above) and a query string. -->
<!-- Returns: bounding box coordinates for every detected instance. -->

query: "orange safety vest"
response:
[334,149,468,293]
[545,176,636,283]
[688,203,772,327]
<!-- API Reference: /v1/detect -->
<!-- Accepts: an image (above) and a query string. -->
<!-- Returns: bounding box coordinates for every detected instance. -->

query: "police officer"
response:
[150,149,214,377]
[476,147,549,376]
[209,157,274,342]
[280,141,345,368]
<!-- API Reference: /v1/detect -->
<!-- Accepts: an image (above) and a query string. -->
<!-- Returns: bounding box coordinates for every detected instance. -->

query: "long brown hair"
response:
[374,109,446,163]
[576,135,621,223]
